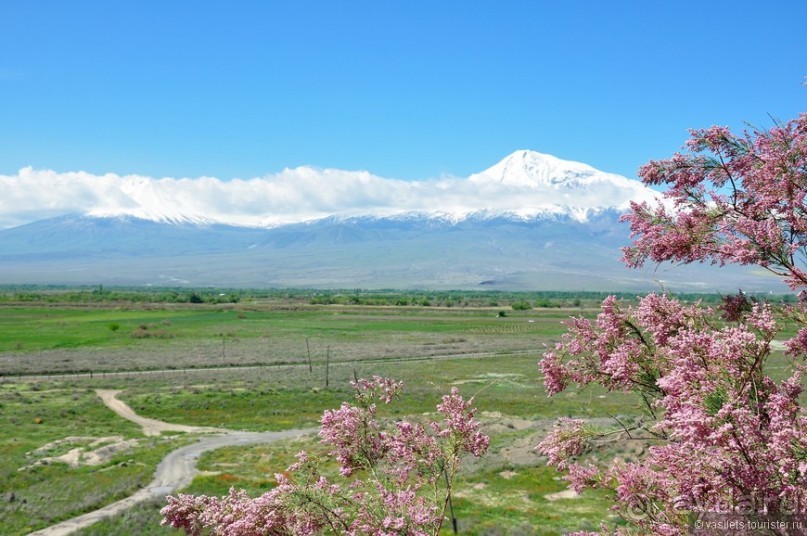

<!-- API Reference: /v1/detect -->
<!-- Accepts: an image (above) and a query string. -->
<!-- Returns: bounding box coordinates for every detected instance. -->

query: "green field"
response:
[0,300,575,376]
[0,289,799,535]
[0,382,192,534]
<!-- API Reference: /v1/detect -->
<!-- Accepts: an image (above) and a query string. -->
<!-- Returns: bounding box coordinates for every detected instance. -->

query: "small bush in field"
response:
[162,377,488,535]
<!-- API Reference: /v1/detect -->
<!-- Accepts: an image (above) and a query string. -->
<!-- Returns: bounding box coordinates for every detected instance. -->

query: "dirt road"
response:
[95,389,228,436]
[28,391,316,536]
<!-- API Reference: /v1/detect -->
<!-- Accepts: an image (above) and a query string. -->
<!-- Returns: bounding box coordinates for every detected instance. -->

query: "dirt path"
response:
[28,391,316,536]
[95,389,227,436]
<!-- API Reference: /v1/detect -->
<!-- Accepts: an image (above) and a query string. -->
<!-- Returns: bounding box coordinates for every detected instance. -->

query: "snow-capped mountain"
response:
[86,176,217,226]
[0,151,659,229]
[471,150,628,189]
[0,152,786,292]
[464,151,660,222]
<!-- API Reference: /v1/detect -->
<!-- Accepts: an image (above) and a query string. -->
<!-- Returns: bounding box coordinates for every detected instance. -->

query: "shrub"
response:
[162,377,488,534]
[537,114,807,534]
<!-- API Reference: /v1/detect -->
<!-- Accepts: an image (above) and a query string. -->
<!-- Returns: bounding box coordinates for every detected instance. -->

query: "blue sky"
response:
[1,0,805,181]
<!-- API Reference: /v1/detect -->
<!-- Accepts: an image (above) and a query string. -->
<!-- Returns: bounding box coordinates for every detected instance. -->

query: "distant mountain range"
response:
[0,151,789,292]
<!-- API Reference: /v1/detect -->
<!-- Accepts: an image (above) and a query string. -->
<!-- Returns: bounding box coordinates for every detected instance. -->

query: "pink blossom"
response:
[351,376,404,404]
[622,113,807,290]
[565,463,600,493]
[540,350,567,395]
[435,388,490,457]
[536,418,588,470]
[746,302,777,337]
[162,378,489,535]
[785,326,807,358]
[538,113,807,532]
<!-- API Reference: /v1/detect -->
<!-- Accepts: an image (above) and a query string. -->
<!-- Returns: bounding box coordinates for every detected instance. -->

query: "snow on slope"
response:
[0,151,660,229]
[470,150,604,187]
[467,150,659,221]
[87,176,217,225]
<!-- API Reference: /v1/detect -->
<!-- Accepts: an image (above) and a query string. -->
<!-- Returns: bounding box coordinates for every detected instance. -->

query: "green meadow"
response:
[0,289,798,535]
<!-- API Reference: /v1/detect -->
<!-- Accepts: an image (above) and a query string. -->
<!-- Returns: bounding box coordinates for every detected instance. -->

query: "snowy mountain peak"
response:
[460,150,661,222]
[468,150,604,188]
[0,152,660,231]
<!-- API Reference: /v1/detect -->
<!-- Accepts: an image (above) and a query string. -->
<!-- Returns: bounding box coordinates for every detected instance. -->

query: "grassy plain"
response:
[1,292,799,535]
[0,301,573,375]
[0,382,192,534]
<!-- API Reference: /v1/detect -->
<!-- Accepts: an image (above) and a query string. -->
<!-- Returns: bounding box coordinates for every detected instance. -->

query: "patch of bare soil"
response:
[544,489,580,501]
[452,372,526,386]
[21,436,140,470]
[460,413,553,474]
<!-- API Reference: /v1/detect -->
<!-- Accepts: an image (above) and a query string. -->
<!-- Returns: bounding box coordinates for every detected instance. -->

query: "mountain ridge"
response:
[0,209,786,293]
[0,152,786,292]
[1,150,659,229]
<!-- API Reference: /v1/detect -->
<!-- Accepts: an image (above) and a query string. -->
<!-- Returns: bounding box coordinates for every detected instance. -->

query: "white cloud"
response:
[0,153,660,229]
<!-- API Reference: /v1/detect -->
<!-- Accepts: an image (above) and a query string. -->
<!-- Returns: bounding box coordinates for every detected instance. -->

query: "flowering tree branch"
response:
[538,114,807,535]
[622,114,807,289]
[161,376,489,535]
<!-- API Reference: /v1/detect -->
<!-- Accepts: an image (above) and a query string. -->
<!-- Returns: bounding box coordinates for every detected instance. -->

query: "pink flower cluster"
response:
[434,387,490,457]
[161,377,488,535]
[538,114,807,532]
[535,418,588,470]
[621,113,807,290]
[538,291,806,533]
